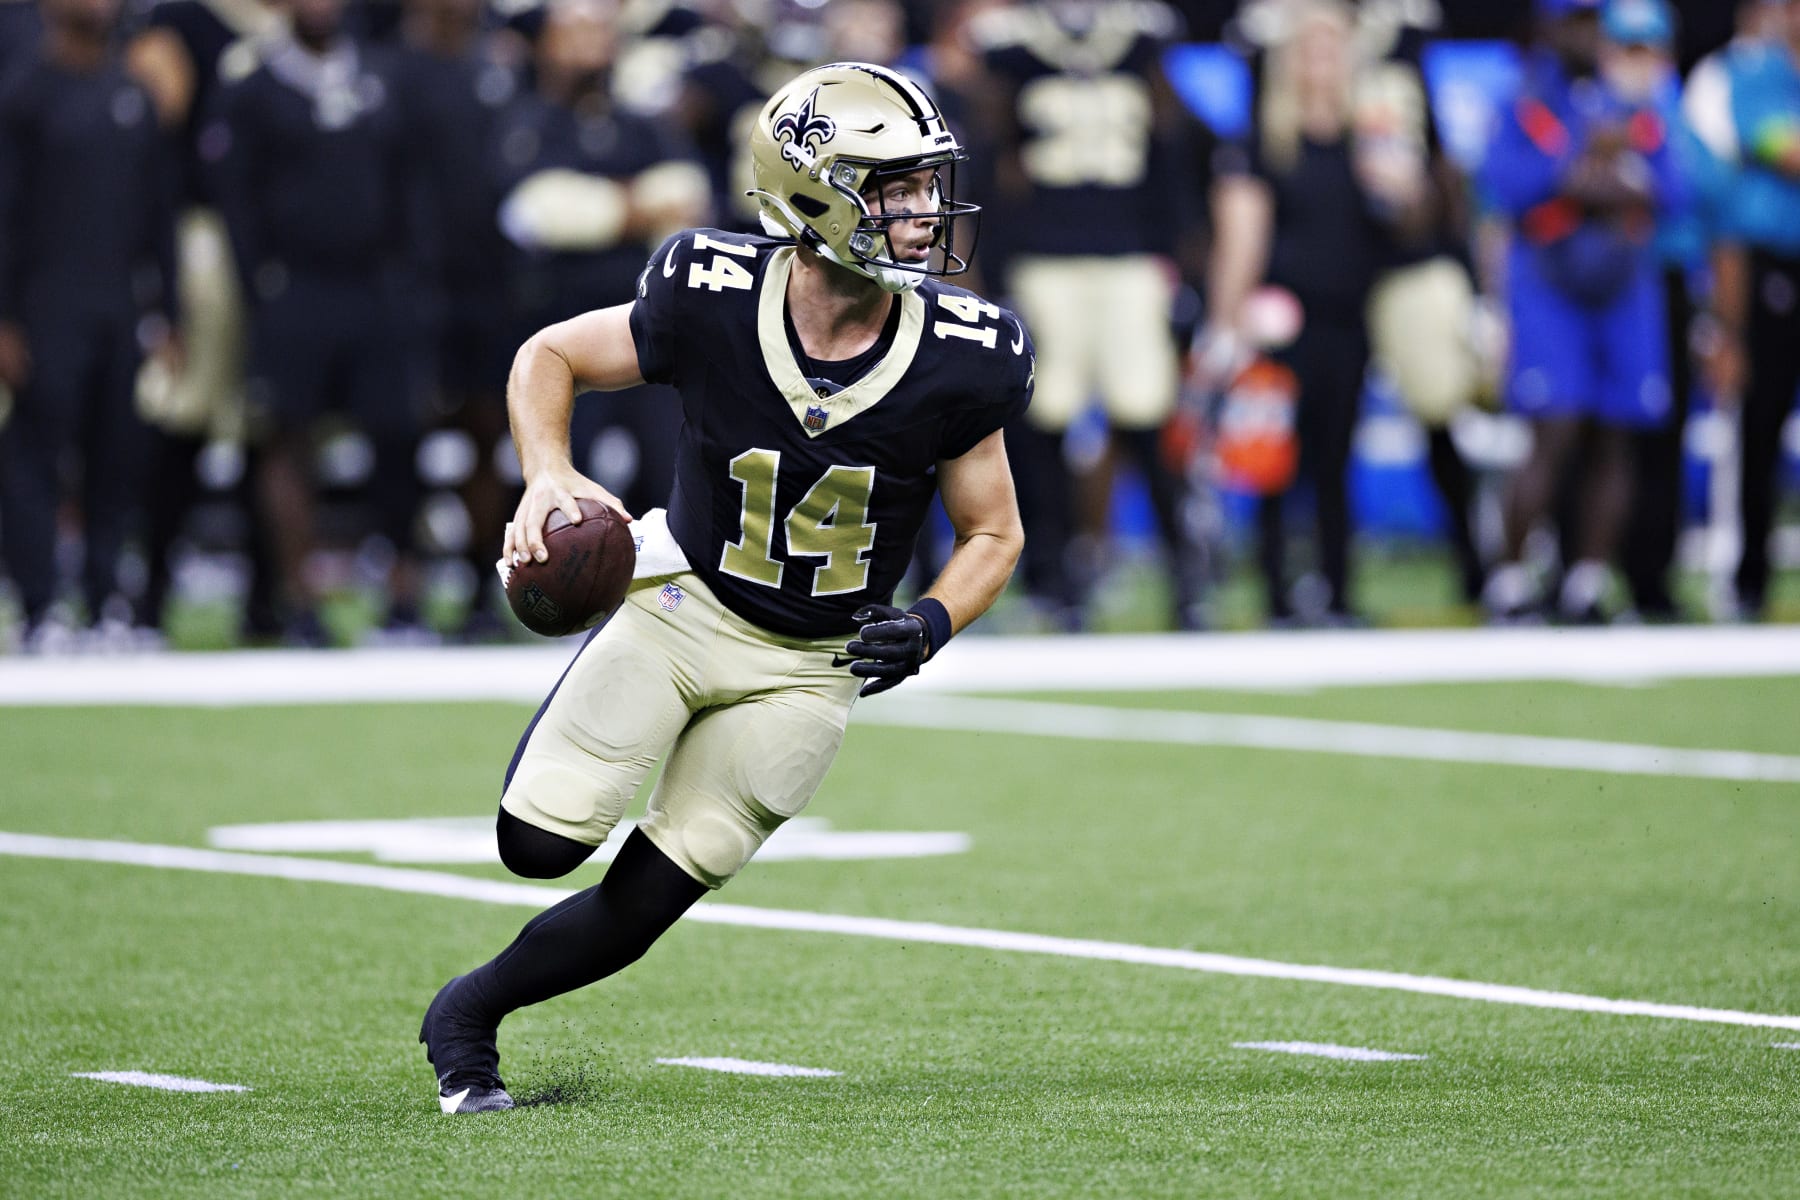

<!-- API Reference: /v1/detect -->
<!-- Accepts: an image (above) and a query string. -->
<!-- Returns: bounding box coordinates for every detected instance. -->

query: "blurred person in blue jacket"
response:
[1479,0,1688,623]
[1683,0,1800,619]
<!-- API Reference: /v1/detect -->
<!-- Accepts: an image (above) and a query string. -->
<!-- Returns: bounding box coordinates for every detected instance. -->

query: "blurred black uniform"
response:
[680,34,768,234]
[393,43,516,399]
[136,0,277,632]
[1241,133,1377,620]
[391,35,518,611]
[0,0,42,78]
[493,90,699,515]
[145,0,245,207]
[974,0,1203,628]
[210,38,423,545]
[0,52,176,627]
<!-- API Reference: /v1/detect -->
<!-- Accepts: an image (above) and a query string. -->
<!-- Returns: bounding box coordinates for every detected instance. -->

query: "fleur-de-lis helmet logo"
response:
[773,87,837,173]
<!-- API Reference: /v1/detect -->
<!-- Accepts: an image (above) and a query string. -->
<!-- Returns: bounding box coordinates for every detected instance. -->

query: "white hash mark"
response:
[1234,1041,1427,1062]
[73,1071,249,1092]
[655,1057,840,1077]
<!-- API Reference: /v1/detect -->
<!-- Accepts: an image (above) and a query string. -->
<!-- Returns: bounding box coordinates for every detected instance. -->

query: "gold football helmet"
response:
[748,62,979,293]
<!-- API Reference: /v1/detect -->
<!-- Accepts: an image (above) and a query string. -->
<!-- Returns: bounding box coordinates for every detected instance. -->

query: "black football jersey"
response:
[629,229,1033,639]
[976,1,1182,257]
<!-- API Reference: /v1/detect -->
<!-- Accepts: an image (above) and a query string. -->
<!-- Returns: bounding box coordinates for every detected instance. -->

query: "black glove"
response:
[843,603,930,697]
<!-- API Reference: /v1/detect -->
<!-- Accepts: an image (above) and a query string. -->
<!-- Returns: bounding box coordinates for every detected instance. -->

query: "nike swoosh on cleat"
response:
[440,1087,471,1114]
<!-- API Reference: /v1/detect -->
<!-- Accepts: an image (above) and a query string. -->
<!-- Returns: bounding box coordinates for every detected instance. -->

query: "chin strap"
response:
[817,240,924,294]
[751,191,925,294]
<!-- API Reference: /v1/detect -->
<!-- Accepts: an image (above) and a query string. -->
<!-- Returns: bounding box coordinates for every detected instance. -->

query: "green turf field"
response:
[3,676,1799,1198]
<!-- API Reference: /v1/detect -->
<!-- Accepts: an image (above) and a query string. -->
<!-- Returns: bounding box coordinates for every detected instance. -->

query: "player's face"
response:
[1599,39,1671,102]
[286,0,345,46]
[540,0,620,77]
[45,0,120,37]
[1294,12,1352,103]
[1550,11,1603,75]
[864,167,943,264]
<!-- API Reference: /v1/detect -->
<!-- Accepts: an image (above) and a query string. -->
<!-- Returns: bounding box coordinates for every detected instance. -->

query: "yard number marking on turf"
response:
[72,1071,248,1093]
[1233,1042,1426,1062]
[8,832,1800,1033]
[656,1057,840,1077]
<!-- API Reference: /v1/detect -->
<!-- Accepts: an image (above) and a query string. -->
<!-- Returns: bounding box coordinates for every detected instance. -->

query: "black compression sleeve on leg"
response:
[458,828,708,1025]
[496,808,599,879]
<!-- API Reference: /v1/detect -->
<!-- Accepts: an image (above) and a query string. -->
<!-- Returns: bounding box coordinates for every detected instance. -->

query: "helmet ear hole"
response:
[790,193,829,219]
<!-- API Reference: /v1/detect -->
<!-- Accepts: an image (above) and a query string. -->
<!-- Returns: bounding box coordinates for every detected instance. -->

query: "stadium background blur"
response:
[1,0,1795,652]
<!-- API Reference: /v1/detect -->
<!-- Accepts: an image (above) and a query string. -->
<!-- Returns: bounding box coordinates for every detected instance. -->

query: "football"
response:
[504,499,636,637]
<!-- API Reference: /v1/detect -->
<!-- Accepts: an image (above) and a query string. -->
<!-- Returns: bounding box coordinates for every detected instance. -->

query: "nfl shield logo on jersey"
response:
[804,405,830,432]
[658,582,685,612]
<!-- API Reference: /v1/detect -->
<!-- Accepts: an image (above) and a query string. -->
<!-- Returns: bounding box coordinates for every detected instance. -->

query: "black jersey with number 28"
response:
[628,229,1033,639]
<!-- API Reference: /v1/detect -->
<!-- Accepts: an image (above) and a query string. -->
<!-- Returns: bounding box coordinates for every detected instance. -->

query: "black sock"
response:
[458,828,708,1026]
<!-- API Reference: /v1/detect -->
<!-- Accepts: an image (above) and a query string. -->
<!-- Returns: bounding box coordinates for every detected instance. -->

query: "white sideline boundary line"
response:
[862,696,1800,785]
[1233,1042,1425,1062]
[4,831,1799,1033]
[655,1057,839,1078]
[3,625,1800,707]
[72,1071,248,1093]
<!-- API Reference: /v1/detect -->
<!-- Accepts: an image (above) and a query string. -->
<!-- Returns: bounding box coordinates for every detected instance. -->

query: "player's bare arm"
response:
[504,303,643,565]
[926,429,1025,634]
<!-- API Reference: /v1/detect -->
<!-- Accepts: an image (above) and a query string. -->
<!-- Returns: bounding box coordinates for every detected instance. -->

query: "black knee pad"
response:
[496,809,598,879]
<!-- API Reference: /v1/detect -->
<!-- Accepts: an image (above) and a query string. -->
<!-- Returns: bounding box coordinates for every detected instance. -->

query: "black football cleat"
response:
[435,1074,515,1114]
[420,975,514,1114]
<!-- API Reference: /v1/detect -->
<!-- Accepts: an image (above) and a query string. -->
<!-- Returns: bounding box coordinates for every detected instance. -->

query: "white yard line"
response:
[2,625,1799,707]
[862,696,1800,785]
[1233,1042,1426,1062]
[6,649,1796,785]
[4,831,1798,1033]
[655,1057,840,1078]
[72,1071,248,1093]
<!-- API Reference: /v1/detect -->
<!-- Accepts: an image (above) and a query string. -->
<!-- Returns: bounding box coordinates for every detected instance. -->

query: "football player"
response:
[420,61,1031,1113]
[0,0,179,650]
[972,0,1204,629]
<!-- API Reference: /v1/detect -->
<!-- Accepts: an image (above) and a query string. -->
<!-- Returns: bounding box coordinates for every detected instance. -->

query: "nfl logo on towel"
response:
[658,582,685,612]
[804,405,830,432]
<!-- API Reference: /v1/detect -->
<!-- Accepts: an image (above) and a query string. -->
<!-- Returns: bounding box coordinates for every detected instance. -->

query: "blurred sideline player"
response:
[973,0,1204,629]
[492,0,710,529]
[0,0,180,650]
[1478,0,1685,623]
[1685,0,1800,619]
[392,0,522,639]
[419,62,1031,1113]
[130,0,282,640]
[209,0,428,645]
